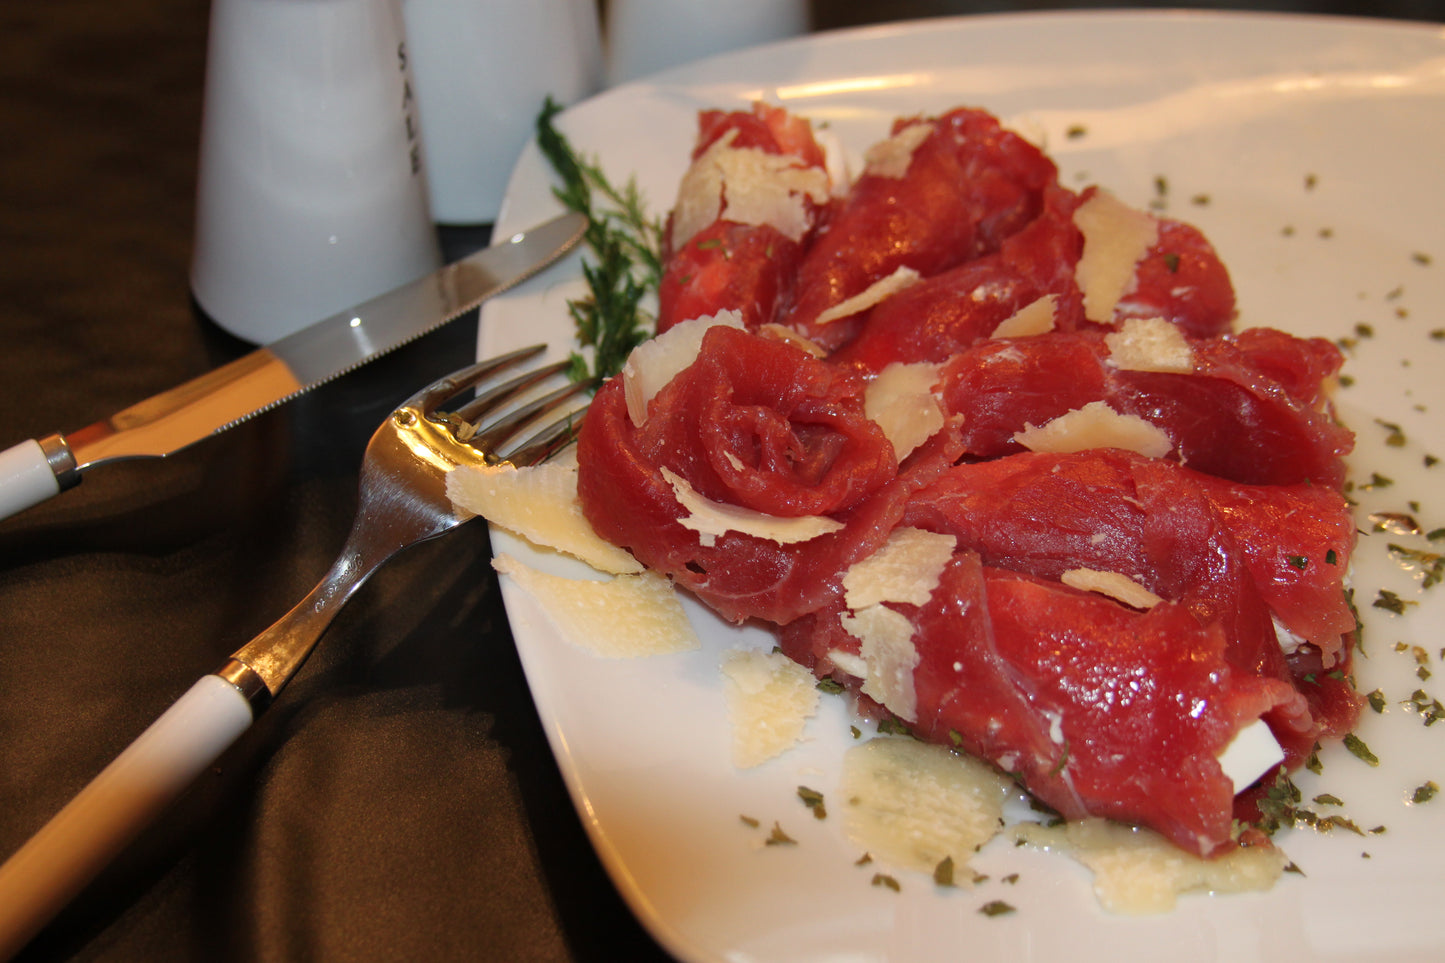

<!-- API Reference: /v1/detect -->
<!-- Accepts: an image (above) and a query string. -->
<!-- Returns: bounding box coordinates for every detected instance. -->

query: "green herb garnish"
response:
[1343,733,1380,767]
[979,900,1016,917]
[798,786,827,819]
[765,822,797,846]
[535,98,663,381]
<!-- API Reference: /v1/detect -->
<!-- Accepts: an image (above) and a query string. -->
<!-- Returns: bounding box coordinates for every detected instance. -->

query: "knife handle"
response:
[0,675,254,960]
[0,435,76,522]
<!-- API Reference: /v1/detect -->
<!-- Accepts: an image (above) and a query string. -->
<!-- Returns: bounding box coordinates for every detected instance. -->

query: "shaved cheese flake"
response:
[1105,317,1195,373]
[1216,719,1285,794]
[1013,400,1173,459]
[721,648,820,768]
[863,122,935,179]
[841,604,920,722]
[864,362,944,460]
[447,462,641,575]
[1014,819,1287,914]
[843,526,956,609]
[814,266,921,326]
[1074,189,1159,323]
[622,310,744,426]
[758,322,827,358]
[990,294,1058,339]
[670,129,831,247]
[1061,567,1164,610]
[826,648,868,680]
[660,467,843,548]
[840,737,1012,875]
[493,554,699,658]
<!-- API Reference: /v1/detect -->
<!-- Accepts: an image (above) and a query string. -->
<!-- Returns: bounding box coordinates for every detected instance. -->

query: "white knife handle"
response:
[0,675,254,960]
[0,439,63,521]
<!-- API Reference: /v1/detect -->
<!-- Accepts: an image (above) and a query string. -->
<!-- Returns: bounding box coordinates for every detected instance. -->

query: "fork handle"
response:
[0,675,254,960]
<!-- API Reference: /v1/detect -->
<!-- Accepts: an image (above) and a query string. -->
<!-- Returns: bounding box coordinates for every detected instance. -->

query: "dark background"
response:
[0,2,1439,961]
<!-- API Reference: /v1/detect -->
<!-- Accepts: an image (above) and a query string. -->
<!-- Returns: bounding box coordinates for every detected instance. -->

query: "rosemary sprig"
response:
[535,97,663,380]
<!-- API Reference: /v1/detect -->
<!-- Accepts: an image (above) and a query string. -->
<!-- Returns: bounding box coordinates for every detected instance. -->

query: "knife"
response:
[0,210,586,523]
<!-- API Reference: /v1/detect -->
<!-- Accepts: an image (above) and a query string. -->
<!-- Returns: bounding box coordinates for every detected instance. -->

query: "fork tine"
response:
[406,343,546,412]
[471,377,599,463]
[502,408,589,467]
[450,358,572,424]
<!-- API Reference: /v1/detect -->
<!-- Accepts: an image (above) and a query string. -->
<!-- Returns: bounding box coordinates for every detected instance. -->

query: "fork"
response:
[0,345,592,959]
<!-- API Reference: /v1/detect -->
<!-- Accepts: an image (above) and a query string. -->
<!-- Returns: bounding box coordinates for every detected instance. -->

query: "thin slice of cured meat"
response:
[901,449,1360,693]
[936,328,1353,487]
[782,107,1059,350]
[576,325,956,624]
[782,552,1305,857]
[657,103,831,334]
[829,184,1087,373]
[1113,216,1237,338]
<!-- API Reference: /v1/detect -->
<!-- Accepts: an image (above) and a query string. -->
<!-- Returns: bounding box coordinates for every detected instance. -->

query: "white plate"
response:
[480,11,1445,962]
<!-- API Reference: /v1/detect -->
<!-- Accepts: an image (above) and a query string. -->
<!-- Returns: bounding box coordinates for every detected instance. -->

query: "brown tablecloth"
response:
[0,2,1433,960]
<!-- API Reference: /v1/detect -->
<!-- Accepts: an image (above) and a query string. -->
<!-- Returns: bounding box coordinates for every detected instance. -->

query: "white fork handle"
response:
[0,675,254,960]
[0,439,61,521]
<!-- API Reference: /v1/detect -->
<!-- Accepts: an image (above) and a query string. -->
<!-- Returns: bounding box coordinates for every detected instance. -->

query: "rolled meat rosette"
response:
[577,321,957,625]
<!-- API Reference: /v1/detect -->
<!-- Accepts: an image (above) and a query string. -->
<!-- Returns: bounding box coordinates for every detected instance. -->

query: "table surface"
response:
[0,2,1436,961]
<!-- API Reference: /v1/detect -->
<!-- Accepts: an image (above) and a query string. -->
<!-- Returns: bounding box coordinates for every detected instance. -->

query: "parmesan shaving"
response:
[863,362,944,460]
[1104,317,1194,373]
[622,311,744,426]
[720,648,820,768]
[670,129,831,248]
[843,526,956,609]
[447,462,642,575]
[863,122,935,179]
[1061,568,1164,610]
[839,737,1012,875]
[758,322,827,358]
[1074,189,1159,324]
[1013,400,1173,459]
[1013,819,1288,914]
[990,294,1058,339]
[814,266,921,326]
[660,467,844,548]
[492,554,699,658]
[841,604,920,722]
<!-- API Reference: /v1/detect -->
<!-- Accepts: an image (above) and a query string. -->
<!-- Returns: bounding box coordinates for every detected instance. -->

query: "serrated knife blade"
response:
[0,210,586,521]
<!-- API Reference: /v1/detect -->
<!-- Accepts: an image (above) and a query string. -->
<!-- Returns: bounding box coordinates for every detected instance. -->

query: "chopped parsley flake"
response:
[1372,589,1415,615]
[1287,554,1310,570]
[878,718,911,737]
[1367,689,1387,713]
[765,822,797,846]
[1413,251,1433,266]
[1387,544,1445,588]
[1412,781,1439,804]
[1343,733,1380,767]
[1374,418,1407,446]
[817,677,846,695]
[1371,512,1420,534]
[933,856,956,887]
[798,786,827,820]
[872,873,901,892]
[979,900,1016,917]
